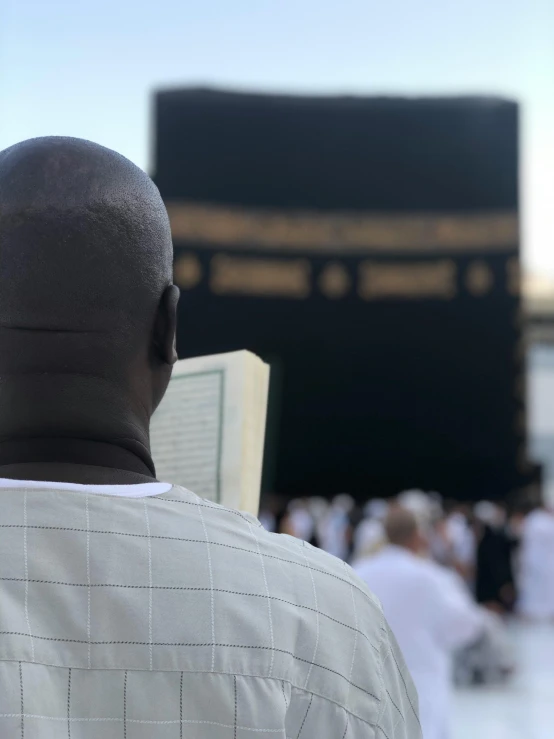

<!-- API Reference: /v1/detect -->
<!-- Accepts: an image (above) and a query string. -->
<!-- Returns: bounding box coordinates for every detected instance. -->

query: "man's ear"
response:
[153,284,180,365]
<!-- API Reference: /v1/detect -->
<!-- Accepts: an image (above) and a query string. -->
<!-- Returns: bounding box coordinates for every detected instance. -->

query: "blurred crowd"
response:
[259,489,554,739]
[260,488,554,620]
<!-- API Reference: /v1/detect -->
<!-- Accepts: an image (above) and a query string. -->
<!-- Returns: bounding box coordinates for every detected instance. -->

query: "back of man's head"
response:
[384,506,421,550]
[0,137,179,473]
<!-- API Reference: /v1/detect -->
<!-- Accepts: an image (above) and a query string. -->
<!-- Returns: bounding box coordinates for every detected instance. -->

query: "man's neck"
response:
[0,438,156,485]
[0,375,157,486]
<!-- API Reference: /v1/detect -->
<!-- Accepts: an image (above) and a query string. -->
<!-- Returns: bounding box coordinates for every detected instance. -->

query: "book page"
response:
[150,369,225,502]
[150,350,269,514]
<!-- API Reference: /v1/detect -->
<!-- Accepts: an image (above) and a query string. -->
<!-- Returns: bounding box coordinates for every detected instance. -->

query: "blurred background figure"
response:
[354,506,484,739]
[280,497,317,543]
[306,496,329,549]
[318,493,356,560]
[518,501,554,620]
[443,502,477,584]
[473,501,518,614]
[258,492,287,533]
[351,499,388,560]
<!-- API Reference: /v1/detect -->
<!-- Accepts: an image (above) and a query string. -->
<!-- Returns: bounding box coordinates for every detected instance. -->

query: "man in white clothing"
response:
[518,505,554,620]
[355,507,483,739]
[0,137,421,738]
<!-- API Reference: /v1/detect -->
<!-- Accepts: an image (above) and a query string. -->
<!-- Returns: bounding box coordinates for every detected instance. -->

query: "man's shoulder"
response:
[265,531,385,614]
[155,488,388,678]
[354,547,441,589]
[158,486,383,617]
[416,554,454,581]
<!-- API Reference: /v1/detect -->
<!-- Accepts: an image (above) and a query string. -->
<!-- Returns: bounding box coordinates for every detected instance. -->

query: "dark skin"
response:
[0,136,179,485]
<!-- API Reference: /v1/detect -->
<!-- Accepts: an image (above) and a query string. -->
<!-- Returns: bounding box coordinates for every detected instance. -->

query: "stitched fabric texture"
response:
[0,484,420,738]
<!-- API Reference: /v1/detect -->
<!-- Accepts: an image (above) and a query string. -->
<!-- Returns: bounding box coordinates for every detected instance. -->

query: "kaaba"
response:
[154,88,533,501]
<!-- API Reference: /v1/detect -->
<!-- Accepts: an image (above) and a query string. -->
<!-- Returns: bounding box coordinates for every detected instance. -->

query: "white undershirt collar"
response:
[0,477,172,498]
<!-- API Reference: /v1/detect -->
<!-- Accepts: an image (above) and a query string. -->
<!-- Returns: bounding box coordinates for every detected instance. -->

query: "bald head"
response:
[0,136,173,332]
[0,138,179,471]
[384,507,420,549]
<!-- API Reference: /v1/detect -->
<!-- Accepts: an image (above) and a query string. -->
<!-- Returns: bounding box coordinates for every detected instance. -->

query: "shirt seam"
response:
[376,609,391,730]
[375,612,421,734]
[1,658,382,730]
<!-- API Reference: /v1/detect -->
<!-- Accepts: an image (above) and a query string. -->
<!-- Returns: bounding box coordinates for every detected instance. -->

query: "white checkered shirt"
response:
[0,483,421,738]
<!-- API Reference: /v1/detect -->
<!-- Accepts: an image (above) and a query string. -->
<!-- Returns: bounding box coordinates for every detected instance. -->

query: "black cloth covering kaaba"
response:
[154,89,532,501]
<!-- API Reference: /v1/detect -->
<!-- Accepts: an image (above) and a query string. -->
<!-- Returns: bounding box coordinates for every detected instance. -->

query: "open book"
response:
[150,350,270,515]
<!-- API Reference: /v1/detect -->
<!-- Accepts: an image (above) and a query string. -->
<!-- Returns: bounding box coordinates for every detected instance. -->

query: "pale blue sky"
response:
[2,0,553,273]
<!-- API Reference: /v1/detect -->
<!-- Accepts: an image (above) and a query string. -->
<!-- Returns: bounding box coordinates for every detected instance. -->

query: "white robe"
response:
[319,507,350,560]
[288,507,315,541]
[352,518,385,559]
[518,509,554,619]
[445,513,476,568]
[355,546,483,739]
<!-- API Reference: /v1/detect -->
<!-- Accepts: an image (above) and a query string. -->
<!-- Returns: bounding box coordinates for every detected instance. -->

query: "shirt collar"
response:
[0,477,172,498]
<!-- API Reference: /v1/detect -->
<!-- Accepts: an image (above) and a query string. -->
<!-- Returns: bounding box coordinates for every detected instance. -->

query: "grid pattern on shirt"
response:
[0,484,421,738]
